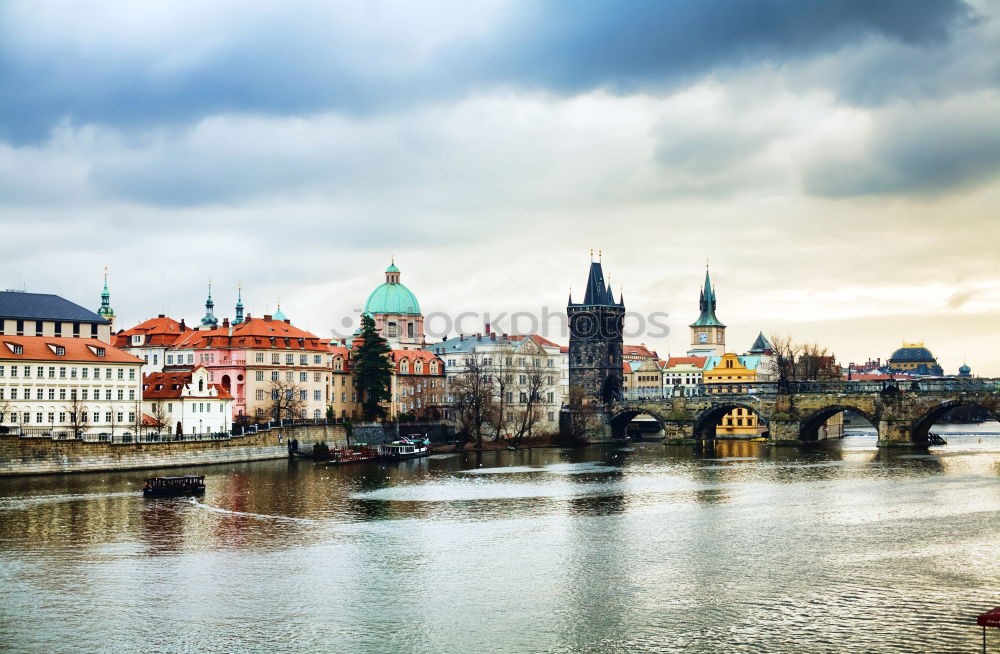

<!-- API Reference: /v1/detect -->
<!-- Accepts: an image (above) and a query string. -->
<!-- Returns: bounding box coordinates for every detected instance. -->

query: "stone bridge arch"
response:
[909,397,1000,443]
[798,404,878,441]
[608,405,670,439]
[691,402,769,441]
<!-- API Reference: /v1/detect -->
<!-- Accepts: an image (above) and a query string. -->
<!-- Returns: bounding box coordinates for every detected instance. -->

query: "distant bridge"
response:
[608,379,1000,446]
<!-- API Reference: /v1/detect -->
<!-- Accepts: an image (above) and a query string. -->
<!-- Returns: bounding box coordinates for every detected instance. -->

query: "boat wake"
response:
[185,497,321,524]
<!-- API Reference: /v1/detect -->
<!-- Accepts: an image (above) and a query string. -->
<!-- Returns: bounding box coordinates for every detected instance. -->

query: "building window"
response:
[271,371,279,381]
[299,372,307,382]
[272,353,280,364]
[116,412,123,423]
[313,355,321,364]
[299,390,307,401]
[313,390,321,401]
[11,344,23,355]
[256,352,264,363]
[117,389,124,400]
[256,370,264,381]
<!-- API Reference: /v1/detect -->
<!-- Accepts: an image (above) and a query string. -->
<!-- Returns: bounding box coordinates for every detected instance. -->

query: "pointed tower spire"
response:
[233,283,245,325]
[97,266,115,328]
[200,279,218,328]
[690,265,725,328]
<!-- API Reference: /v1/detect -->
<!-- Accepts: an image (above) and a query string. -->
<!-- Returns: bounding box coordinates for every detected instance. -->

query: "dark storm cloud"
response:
[0,0,980,143]
[472,0,978,95]
[803,98,1000,197]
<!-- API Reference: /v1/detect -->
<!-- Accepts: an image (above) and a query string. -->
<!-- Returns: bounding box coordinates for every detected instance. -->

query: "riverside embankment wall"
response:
[0,424,346,476]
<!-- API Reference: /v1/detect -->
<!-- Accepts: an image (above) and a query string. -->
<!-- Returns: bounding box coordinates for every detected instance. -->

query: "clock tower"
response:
[687,266,726,357]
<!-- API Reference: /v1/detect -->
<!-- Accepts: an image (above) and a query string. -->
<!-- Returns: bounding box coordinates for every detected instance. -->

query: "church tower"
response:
[568,256,624,405]
[688,266,726,357]
[97,267,115,330]
[200,281,218,329]
[233,285,245,325]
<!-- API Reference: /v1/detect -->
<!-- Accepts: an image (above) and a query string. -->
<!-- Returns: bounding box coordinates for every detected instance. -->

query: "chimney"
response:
[264,314,272,321]
[485,323,491,335]
[460,333,464,341]
[477,333,482,341]
[222,318,230,328]
[284,319,290,324]
[179,319,186,330]
[491,333,496,341]
[158,314,165,318]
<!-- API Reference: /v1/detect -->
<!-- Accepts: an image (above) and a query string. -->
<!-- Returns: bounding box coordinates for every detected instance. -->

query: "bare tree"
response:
[768,334,802,390]
[0,397,11,432]
[560,385,600,444]
[508,365,552,448]
[487,344,516,441]
[268,379,305,422]
[67,390,88,439]
[768,335,840,387]
[395,372,444,421]
[449,352,495,448]
[799,343,841,381]
[149,400,170,434]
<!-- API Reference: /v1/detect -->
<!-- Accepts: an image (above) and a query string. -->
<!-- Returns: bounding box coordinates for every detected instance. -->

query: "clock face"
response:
[698,332,708,344]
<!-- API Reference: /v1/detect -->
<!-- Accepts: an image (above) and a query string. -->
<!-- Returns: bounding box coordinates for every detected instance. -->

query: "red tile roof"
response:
[508,334,565,350]
[664,356,708,369]
[624,344,659,359]
[0,336,143,364]
[113,315,190,348]
[142,370,233,400]
[169,316,326,352]
[390,349,445,374]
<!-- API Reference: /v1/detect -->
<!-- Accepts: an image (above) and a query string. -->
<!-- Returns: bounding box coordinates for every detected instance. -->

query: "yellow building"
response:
[702,353,765,437]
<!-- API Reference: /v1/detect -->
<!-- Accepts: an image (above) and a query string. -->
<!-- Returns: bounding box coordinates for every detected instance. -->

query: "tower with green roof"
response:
[363,260,424,349]
[233,285,244,325]
[97,267,115,329]
[200,281,218,329]
[688,266,726,357]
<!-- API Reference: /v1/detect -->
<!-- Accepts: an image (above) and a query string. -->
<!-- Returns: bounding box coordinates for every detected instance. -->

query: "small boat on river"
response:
[378,438,431,461]
[142,475,205,497]
[327,446,380,465]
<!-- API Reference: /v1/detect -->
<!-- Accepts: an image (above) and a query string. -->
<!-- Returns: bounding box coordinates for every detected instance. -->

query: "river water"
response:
[2,425,999,653]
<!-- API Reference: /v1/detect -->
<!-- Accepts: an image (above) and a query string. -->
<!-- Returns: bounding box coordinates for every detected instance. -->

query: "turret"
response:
[200,281,218,329]
[97,267,115,329]
[233,285,244,325]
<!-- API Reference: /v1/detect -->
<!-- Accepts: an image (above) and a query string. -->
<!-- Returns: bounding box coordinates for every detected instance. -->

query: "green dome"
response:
[386,263,400,273]
[365,282,421,315]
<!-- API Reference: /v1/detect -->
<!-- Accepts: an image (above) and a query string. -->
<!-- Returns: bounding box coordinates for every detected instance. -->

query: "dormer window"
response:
[55,346,65,356]
[96,347,106,357]
[9,344,23,355]
[131,334,143,346]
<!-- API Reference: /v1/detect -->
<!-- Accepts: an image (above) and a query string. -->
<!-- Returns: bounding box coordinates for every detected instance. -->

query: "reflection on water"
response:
[1,427,1000,653]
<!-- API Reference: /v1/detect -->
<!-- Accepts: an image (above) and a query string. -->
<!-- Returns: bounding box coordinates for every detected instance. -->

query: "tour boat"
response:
[327,446,380,465]
[378,438,431,460]
[142,475,206,497]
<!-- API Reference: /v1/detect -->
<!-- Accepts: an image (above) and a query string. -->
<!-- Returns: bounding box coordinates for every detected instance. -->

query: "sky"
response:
[1,0,998,374]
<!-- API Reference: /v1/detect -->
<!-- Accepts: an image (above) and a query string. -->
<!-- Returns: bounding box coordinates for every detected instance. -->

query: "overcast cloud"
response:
[1,0,998,374]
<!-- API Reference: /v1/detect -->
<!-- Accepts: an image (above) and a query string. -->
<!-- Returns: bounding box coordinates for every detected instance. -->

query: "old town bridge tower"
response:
[568,258,625,405]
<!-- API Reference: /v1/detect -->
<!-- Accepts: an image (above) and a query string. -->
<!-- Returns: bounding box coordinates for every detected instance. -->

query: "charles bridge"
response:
[608,379,1000,446]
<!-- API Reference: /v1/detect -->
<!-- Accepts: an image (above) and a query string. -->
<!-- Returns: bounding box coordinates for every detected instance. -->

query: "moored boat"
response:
[142,475,206,496]
[378,438,431,460]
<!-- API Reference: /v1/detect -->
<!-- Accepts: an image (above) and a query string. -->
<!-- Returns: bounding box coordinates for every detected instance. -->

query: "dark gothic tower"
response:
[568,257,625,405]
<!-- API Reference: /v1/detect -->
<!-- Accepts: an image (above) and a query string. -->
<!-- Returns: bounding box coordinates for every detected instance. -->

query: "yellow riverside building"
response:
[702,353,766,437]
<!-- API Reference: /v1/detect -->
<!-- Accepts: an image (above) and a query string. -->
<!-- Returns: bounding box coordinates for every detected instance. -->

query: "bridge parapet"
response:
[608,383,1000,446]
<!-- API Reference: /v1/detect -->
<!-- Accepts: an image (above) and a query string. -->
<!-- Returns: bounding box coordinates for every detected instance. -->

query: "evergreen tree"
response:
[353,314,393,420]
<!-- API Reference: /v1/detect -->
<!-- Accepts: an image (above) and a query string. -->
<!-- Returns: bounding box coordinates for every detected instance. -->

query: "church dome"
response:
[364,262,421,316]
[959,363,971,375]
[889,345,936,362]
